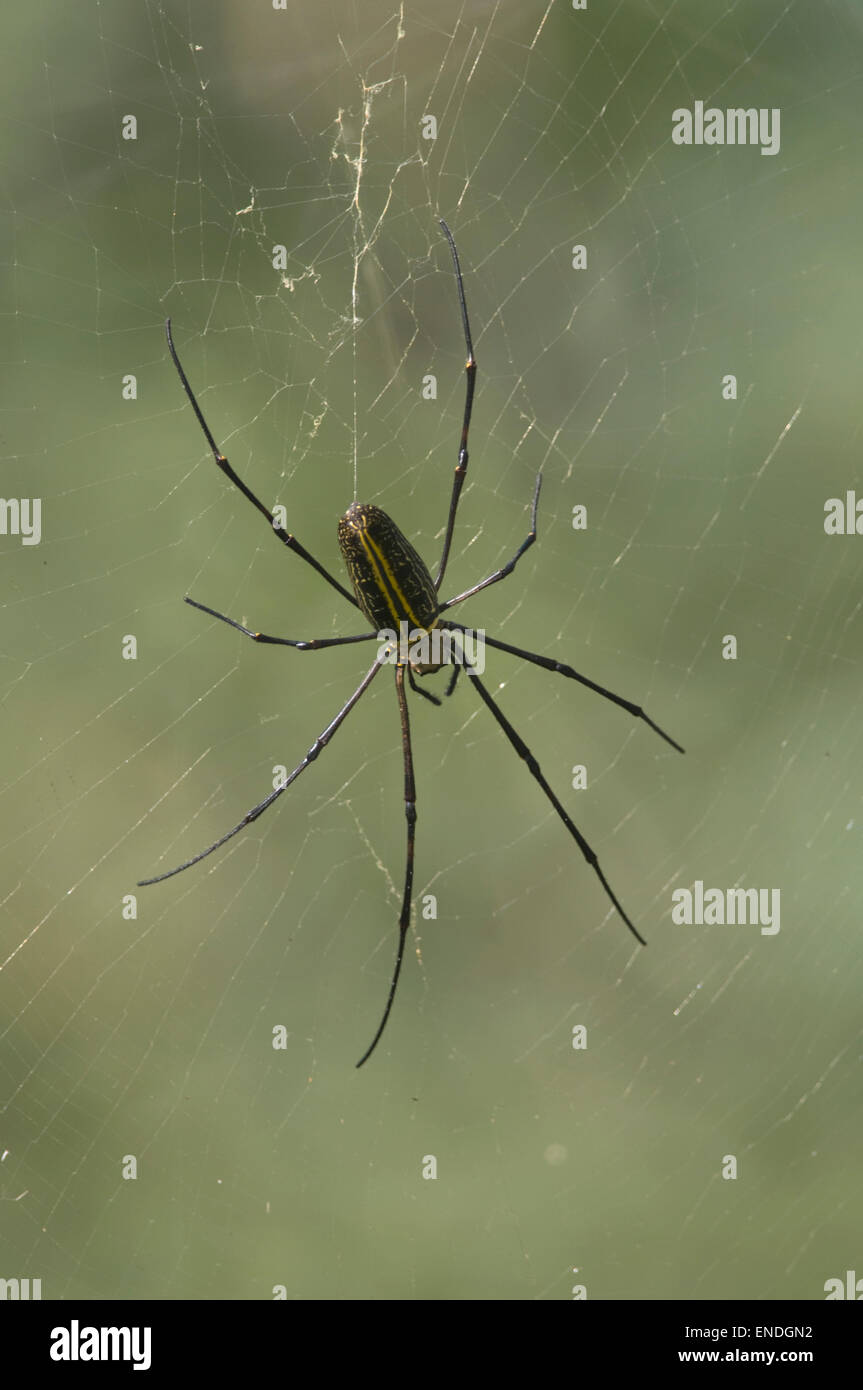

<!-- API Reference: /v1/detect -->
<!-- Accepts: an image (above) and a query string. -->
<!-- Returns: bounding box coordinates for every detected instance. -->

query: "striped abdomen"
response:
[337,502,439,633]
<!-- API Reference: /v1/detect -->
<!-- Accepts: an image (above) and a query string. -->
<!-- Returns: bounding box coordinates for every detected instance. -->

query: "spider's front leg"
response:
[355,662,417,1068]
[138,659,384,887]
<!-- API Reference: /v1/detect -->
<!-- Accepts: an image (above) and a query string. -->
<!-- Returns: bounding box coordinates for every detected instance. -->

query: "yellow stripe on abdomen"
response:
[358,529,423,628]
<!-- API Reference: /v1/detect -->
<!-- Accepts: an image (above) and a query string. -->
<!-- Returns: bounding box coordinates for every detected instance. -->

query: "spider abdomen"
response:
[338,502,439,634]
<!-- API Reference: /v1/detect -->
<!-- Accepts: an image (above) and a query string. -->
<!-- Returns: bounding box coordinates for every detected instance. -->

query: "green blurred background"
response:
[2,0,862,1300]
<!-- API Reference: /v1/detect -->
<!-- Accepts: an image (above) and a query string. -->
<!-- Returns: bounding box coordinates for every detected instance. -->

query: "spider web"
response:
[2,0,862,1302]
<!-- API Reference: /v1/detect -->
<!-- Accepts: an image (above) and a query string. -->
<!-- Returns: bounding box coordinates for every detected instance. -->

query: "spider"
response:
[139,221,684,1068]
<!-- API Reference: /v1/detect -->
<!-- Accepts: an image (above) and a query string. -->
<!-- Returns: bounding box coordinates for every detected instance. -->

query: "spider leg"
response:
[406,665,442,705]
[438,473,541,612]
[434,221,477,591]
[356,662,417,1067]
[405,657,462,705]
[138,657,383,886]
[184,596,376,650]
[444,621,684,754]
[465,669,646,946]
[165,319,358,609]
